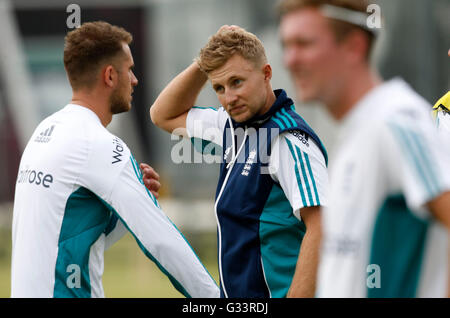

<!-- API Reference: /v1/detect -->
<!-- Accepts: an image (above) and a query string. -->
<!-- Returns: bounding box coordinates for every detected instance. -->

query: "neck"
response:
[71,90,112,127]
[326,67,382,121]
[259,86,277,116]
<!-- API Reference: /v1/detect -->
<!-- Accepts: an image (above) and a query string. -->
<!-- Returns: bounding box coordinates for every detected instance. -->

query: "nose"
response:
[224,90,238,108]
[131,71,138,86]
[283,46,300,71]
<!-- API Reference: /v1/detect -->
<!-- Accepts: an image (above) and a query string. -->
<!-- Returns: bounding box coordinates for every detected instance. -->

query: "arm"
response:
[81,133,219,297]
[382,119,450,298]
[104,217,127,251]
[427,191,450,229]
[108,157,219,297]
[287,206,321,298]
[104,163,161,251]
[270,132,329,298]
[150,62,208,136]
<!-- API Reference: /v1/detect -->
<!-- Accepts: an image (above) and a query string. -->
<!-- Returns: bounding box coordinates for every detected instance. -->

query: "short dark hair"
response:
[277,0,375,60]
[63,21,132,90]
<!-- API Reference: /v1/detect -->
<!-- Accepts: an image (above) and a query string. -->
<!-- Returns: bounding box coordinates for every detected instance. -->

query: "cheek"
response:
[302,46,328,66]
[216,95,226,107]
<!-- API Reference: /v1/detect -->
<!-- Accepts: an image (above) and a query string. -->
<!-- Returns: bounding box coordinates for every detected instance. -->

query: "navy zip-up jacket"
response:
[214,89,327,297]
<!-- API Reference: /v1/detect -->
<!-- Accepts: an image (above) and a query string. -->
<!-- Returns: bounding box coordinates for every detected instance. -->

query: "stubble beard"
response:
[109,85,130,115]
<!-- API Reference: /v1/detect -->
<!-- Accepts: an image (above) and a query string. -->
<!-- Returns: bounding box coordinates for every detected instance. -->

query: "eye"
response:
[214,85,224,93]
[232,79,242,86]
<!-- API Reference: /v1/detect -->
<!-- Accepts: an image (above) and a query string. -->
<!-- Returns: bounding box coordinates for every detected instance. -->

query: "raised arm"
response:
[150,62,208,136]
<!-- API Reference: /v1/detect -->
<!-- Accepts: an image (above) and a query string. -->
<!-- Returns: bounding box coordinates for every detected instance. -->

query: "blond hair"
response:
[196,27,267,74]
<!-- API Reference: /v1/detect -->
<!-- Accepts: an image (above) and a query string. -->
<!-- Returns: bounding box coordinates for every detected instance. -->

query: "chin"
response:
[232,112,252,123]
[111,103,131,115]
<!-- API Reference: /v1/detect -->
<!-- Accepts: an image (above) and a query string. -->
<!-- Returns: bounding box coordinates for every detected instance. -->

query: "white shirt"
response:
[11,104,219,298]
[317,78,450,298]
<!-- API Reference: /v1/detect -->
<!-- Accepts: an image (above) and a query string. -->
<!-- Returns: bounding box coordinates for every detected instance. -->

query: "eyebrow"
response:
[212,83,223,91]
[211,72,244,90]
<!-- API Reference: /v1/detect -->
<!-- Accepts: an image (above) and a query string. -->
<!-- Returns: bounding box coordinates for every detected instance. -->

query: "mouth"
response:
[229,105,246,114]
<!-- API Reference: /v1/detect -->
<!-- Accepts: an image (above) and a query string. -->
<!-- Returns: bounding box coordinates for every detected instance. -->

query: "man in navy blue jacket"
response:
[150,25,329,298]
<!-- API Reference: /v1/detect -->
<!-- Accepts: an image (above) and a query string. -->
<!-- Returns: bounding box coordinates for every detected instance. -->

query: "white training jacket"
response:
[317,78,450,298]
[11,104,219,298]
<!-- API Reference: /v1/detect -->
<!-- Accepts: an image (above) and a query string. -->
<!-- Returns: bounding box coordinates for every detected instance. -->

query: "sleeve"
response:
[382,118,450,219]
[186,106,228,149]
[79,134,220,298]
[269,131,329,220]
[103,216,127,251]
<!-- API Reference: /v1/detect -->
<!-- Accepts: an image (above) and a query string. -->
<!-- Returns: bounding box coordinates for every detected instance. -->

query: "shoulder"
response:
[186,106,229,137]
[188,105,228,121]
[87,129,131,168]
[363,81,434,141]
[77,128,133,199]
[273,130,326,167]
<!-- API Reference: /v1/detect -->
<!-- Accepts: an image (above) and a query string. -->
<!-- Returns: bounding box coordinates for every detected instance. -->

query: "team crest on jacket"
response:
[241,149,257,176]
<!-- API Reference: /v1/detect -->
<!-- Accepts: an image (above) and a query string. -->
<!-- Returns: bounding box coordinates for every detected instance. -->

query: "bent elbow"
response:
[149,104,161,127]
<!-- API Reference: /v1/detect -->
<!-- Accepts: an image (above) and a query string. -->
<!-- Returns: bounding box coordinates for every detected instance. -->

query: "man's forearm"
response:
[287,225,321,298]
[150,61,208,131]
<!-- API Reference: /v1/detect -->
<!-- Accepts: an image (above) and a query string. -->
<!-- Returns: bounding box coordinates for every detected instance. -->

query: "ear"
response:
[343,30,369,64]
[262,63,272,81]
[102,65,117,88]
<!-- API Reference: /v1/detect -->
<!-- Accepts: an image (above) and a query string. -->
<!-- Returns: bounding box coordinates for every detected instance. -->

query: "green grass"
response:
[0,228,219,298]
[0,228,11,297]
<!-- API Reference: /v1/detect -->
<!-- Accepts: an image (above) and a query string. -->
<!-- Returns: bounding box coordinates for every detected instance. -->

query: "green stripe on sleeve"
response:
[304,152,320,206]
[130,155,160,208]
[388,124,435,197]
[294,145,314,206]
[192,106,218,111]
[285,138,308,207]
[281,108,297,127]
[405,129,440,195]
[272,116,286,130]
[275,112,292,129]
